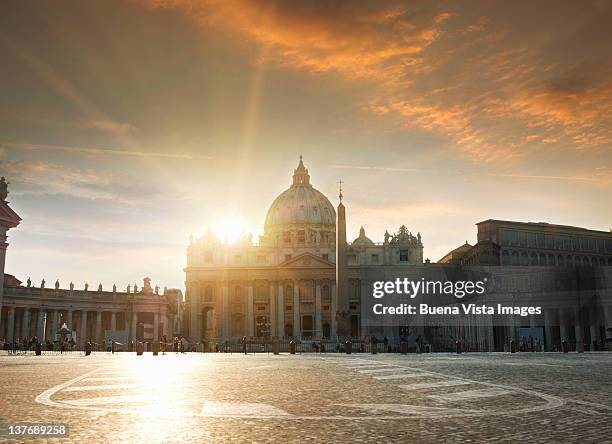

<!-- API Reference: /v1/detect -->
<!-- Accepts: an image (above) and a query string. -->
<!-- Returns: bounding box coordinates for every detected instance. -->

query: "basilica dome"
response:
[264,157,336,234]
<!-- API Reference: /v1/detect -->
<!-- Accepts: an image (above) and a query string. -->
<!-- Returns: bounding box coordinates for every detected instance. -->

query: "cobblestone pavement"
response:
[1,351,611,443]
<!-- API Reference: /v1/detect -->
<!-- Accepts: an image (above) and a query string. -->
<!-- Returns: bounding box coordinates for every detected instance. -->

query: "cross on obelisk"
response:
[337,179,344,202]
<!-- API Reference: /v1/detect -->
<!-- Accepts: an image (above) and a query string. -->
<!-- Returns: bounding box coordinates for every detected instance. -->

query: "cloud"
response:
[1,141,210,160]
[141,1,612,163]
[87,119,137,134]
[332,164,419,173]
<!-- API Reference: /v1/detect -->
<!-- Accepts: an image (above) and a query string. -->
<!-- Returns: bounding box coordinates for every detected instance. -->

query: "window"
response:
[256,255,266,264]
[348,254,357,265]
[371,254,379,264]
[204,251,213,263]
[284,254,292,262]
[234,255,241,264]
[322,253,329,261]
[297,230,305,244]
[286,305,292,311]
[400,250,409,262]
[283,231,291,244]
[203,286,214,303]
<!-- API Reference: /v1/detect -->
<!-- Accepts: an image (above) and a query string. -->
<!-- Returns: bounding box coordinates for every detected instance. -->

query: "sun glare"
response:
[213,215,246,244]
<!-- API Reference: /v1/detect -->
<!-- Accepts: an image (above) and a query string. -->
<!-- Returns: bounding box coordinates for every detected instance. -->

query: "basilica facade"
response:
[184,157,424,342]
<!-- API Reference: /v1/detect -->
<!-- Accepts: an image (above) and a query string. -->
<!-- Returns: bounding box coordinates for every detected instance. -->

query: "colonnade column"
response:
[49,310,58,340]
[6,307,15,342]
[247,285,254,337]
[293,284,300,339]
[222,285,230,339]
[330,283,337,340]
[606,306,612,341]
[131,311,137,343]
[543,309,553,352]
[166,314,173,339]
[315,282,322,339]
[36,310,45,341]
[21,308,30,340]
[80,311,88,347]
[153,312,159,342]
[67,310,73,331]
[574,308,584,353]
[269,283,276,337]
[95,311,102,345]
[277,283,284,338]
[110,312,116,331]
[559,308,569,342]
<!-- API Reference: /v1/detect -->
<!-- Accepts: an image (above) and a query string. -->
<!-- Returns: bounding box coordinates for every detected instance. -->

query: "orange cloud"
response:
[141,1,612,163]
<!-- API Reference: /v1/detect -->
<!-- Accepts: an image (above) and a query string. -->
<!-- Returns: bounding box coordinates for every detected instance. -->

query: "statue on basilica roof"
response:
[55,279,60,290]
[26,277,31,287]
[0,176,9,201]
[40,278,45,289]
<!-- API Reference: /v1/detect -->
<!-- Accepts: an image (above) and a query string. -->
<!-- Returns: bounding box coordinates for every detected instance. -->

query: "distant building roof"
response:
[476,219,611,236]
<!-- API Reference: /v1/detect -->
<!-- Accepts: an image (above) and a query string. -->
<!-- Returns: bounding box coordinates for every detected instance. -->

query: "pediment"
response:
[278,252,334,269]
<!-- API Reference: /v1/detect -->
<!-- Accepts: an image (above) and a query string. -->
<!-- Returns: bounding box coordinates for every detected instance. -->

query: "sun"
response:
[213,215,246,244]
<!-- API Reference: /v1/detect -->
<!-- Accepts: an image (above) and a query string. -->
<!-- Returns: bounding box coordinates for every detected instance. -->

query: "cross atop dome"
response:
[292,155,310,186]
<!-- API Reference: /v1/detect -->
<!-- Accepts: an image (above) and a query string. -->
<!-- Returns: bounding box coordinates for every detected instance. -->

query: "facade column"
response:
[574,308,584,353]
[153,312,159,342]
[6,307,15,342]
[95,311,102,346]
[269,282,276,337]
[331,283,338,340]
[277,283,284,338]
[22,308,31,340]
[110,312,117,331]
[222,285,230,339]
[543,308,553,352]
[189,284,201,342]
[315,281,322,339]
[80,311,88,347]
[247,284,254,337]
[293,281,300,339]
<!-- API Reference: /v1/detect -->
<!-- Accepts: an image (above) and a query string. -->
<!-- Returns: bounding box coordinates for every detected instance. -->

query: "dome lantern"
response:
[292,155,310,186]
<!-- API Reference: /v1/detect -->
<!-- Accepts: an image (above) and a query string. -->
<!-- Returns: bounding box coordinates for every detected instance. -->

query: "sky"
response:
[0,0,610,291]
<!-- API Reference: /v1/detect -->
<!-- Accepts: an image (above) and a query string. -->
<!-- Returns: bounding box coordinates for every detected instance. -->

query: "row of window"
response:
[499,230,612,253]
[347,250,411,265]
[198,284,333,305]
[200,252,331,265]
[501,250,612,267]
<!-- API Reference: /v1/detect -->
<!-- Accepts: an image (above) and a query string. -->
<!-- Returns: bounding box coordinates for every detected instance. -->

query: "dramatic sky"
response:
[1,0,611,290]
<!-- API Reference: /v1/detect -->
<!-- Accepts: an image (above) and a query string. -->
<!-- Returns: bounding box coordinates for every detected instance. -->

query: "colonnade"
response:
[1,306,174,347]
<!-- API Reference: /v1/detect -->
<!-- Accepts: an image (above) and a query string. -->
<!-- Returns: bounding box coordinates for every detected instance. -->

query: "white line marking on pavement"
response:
[357,368,412,374]
[400,380,471,390]
[429,388,511,401]
[63,383,142,392]
[82,376,134,382]
[373,373,431,380]
[200,401,290,417]
[63,395,153,406]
